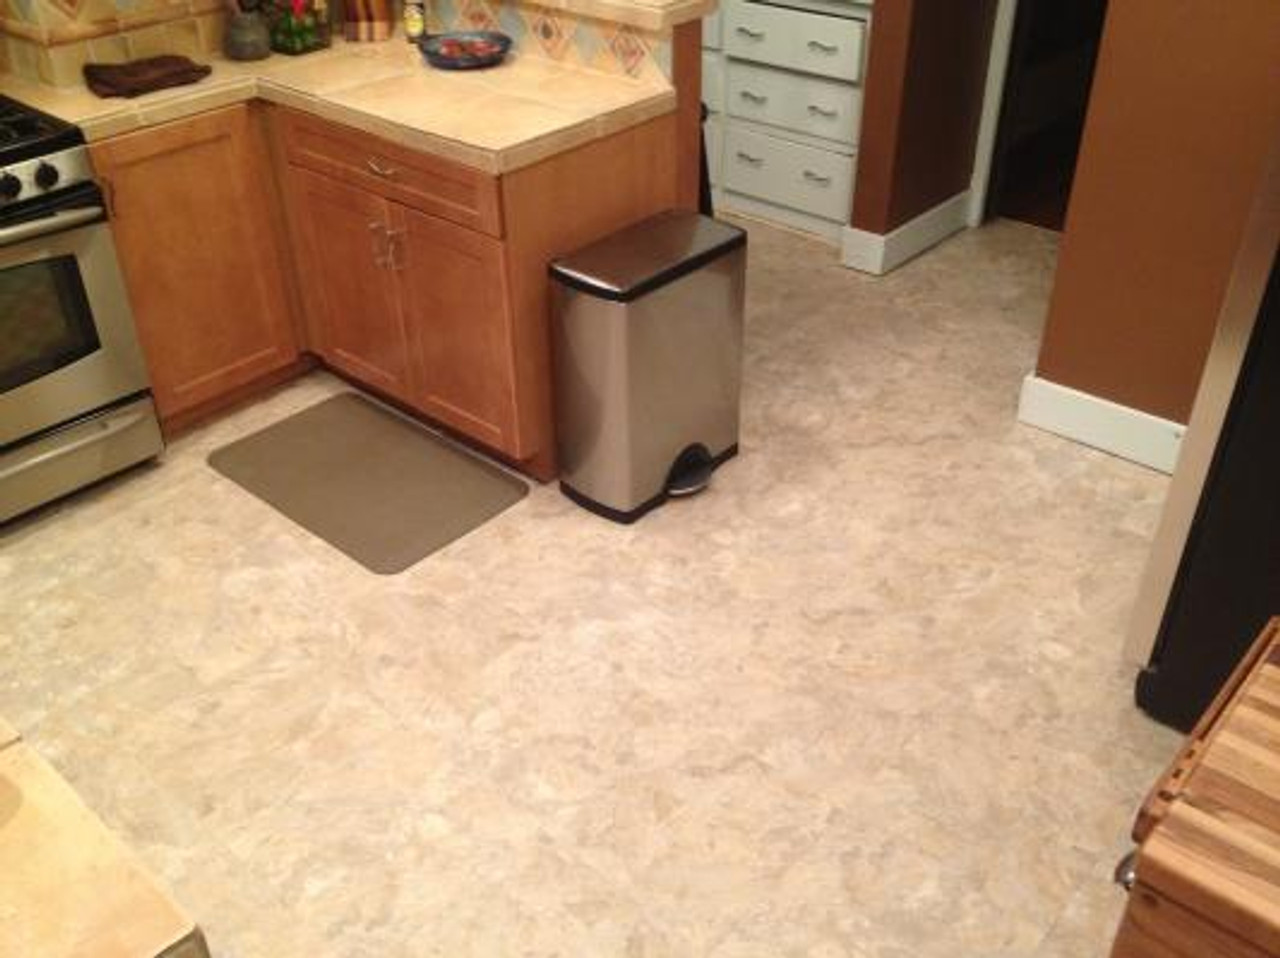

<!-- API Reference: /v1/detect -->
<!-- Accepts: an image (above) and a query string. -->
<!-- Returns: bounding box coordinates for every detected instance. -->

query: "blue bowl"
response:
[419,31,512,70]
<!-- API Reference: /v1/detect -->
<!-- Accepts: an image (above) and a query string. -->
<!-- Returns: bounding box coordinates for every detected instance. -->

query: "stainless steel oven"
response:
[0,99,162,523]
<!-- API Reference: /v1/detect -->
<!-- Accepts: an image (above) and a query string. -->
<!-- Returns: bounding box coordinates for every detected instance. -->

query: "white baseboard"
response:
[840,191,972,275]
[1017,374,1187,474]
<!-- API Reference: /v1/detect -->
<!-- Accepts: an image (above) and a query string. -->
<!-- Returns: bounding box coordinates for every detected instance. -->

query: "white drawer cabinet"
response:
[703,50,725,112]
[727,60,862,146]
[725,0,866,83]
[723,125,853,221]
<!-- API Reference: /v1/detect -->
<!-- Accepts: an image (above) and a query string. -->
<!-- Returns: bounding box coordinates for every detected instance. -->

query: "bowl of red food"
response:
[419,30,511,70]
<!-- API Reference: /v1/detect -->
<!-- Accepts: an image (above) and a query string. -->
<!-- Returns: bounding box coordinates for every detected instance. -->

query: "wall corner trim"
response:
[1017,374,1187,474]
[840,191,971,275]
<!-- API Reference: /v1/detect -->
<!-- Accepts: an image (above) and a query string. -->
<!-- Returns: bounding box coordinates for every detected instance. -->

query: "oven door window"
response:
[0,254,100,394]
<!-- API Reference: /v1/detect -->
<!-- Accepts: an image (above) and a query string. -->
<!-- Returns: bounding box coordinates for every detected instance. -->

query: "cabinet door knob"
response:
[739,90,768,104]
[1113,850,1138,892]
[807,104,838,118]
[802,169,832,185]
[366,157,399,178]
[735,151,764,166]
[735,26,764,39]
[807,39,838,54]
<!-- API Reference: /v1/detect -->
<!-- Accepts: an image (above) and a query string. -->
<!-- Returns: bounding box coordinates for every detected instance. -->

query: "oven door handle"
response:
[0,205,104,247]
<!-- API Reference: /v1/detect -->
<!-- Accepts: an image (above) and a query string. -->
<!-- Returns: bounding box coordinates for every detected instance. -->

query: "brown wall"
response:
[1036,0,1280,423]
[851,0,997,234]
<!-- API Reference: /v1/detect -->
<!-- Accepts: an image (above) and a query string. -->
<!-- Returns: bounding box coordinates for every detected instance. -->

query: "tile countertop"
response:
[0,41,677,174]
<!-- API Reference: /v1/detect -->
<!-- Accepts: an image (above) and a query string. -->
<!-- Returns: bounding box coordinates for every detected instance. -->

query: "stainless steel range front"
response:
[0,95,162,523]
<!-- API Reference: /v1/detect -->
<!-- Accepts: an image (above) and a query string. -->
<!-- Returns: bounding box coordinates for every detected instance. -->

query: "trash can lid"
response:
[549,210,746,303]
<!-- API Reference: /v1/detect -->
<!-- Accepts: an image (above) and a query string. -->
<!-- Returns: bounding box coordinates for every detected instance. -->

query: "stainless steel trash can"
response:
[550,210,747,523]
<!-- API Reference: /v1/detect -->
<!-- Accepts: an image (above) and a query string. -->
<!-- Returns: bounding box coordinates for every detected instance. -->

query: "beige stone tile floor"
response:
[0,218,1182,957]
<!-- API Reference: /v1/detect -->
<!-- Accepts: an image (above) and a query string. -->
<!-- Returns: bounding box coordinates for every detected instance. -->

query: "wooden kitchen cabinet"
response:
[272,104,679,476]
[289,169,414,403]
[277,108,521,457]
[90,104,301,427]
[396,205,518,453]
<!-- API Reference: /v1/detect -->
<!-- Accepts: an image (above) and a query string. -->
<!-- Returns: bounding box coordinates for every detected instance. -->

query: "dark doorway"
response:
[984,0,1109,231]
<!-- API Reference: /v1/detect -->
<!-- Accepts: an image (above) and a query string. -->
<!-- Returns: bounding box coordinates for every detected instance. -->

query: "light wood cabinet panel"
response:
[89,104,299,424]
[396,205,518,453]
[288,169,414,402]
[277,108,503,237]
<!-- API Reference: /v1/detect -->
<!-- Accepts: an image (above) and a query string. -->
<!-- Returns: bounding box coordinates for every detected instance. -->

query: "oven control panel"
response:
[0,145,93,206]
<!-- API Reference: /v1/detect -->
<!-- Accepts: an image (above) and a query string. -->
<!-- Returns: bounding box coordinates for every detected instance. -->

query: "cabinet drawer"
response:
[703,50,725,112]
[727,60,861,145]
[723,125,852,220]
[276,108,502,237]
[725,0,865,83]
[703,8,723,49]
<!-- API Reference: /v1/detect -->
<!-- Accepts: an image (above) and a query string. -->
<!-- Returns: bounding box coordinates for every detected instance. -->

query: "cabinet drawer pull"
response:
[384,227,407,271]
[807,104,838,118]
[365,157,399,178]
[368,220,391,268]
[735,151,764,166]
[807,39,838,54]
[738,90,769,104]
[735,26,764,39]
[802,169,832,185]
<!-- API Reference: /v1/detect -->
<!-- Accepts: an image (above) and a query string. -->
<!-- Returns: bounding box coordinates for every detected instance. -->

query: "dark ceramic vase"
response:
[225,11,272,61]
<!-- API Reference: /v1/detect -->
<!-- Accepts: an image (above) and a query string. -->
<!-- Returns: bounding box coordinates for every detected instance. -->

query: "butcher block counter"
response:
[0,722,208,958]
[1111,618,1280,958]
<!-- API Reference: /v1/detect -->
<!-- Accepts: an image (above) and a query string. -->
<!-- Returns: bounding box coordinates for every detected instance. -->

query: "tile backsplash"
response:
[2,0,672,86]
[431,0,671,82]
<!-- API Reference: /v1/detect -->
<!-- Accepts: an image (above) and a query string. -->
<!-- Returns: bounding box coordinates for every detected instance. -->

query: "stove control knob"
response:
[34,162,60,191]
[0,172,19,201]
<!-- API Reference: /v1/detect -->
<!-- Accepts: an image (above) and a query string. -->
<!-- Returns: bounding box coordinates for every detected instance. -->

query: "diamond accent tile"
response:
[528,10,572,60]
[457,0,497,31]
[607,24,647,77]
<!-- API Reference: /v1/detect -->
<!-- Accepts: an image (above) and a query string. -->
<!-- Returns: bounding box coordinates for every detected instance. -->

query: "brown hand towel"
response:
[83,55,213,99]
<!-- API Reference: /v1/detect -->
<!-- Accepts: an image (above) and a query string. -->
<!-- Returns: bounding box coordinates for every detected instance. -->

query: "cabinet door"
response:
[90,105,299,423]
[288,168,413,402]
[394,205,518,454]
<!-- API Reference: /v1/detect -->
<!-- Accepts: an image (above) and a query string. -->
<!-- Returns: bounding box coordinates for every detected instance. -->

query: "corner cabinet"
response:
[274,106,678,477]
[89,104,302,427]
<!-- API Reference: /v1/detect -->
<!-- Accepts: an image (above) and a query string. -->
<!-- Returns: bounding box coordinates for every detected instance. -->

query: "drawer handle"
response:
[384,227,407,271]
[807,104,838,118]
[368,220,391,268]
[739,90,769,105]
[736,150,764,166]
[807,39,838,54]
[366,157,399,178]
[802,169,832,185]
[735,26,765,39]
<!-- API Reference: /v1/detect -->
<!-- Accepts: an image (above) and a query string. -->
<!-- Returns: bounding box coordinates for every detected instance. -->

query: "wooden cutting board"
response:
[0,730,208,958]
[1112,618,1280,957]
